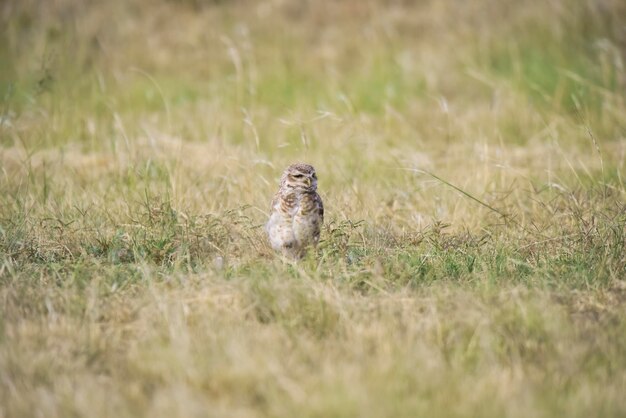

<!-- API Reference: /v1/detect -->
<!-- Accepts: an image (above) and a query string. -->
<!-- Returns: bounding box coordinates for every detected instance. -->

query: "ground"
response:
[1,0,625,417]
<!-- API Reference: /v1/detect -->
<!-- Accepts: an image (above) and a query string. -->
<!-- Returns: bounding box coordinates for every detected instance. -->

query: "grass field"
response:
[1,0,626,416]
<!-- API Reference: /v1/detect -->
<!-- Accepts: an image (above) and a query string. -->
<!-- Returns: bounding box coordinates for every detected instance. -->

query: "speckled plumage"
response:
[266,163,324,259]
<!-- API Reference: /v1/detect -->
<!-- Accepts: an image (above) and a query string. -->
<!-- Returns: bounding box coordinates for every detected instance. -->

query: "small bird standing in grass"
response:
[266,163,324,259]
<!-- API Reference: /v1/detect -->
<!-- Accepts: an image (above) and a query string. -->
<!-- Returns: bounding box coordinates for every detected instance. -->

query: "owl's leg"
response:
[281,241,302,260]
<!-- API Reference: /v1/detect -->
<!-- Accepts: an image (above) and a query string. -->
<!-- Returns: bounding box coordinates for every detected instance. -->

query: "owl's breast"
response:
[298,192,320,215]
[279,192,298,216]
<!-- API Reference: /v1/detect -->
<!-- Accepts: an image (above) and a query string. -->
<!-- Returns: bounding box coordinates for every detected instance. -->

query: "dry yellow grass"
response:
[1,0,625,416]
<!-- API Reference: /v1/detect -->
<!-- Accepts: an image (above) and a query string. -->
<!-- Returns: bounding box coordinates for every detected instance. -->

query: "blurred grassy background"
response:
[1,0,626,417]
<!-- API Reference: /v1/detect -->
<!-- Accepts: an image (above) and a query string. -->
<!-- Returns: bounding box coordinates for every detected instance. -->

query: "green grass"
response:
[1,0,626,417]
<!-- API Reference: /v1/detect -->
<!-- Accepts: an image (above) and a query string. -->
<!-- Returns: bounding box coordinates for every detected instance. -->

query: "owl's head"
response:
[280,163,318,192]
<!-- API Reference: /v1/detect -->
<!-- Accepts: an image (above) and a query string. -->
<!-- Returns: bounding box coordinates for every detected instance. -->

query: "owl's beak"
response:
[304,177,311,187]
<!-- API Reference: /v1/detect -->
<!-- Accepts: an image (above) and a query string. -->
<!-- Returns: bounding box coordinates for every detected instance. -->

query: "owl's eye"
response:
[293,174,304,179]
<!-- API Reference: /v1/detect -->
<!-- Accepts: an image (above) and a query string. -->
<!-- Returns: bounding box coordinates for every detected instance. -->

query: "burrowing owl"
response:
[266,163,324,259]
